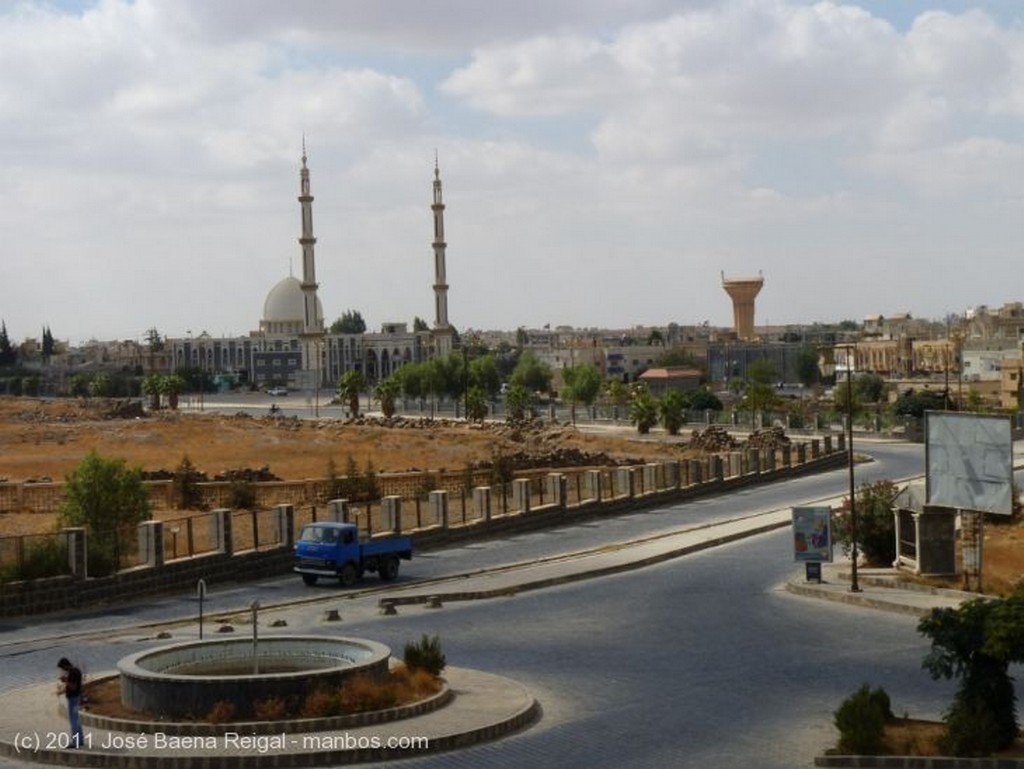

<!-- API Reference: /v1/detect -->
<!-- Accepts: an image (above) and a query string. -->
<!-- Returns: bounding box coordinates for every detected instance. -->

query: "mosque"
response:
[167,150,455,390]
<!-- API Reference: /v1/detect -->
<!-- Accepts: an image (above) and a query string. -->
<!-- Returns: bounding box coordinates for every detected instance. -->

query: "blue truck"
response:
[293,522,413,586]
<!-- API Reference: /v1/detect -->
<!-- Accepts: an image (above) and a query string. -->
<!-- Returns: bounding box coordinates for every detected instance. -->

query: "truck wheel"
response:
[339,563,358,587]
[302,574,318,586]
[379,556,400,582]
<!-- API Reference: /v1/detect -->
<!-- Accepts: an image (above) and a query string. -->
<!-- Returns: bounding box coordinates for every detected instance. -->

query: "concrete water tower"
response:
[721,271,764,340]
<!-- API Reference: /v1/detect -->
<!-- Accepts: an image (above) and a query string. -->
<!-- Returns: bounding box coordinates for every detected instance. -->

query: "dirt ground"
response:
[1,396,1022,596]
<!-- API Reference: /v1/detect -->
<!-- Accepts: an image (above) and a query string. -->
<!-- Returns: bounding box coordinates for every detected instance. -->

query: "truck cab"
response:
[293,522,412,587]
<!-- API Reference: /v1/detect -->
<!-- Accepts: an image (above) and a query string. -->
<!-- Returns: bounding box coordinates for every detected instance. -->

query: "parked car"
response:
[266,387,288,396]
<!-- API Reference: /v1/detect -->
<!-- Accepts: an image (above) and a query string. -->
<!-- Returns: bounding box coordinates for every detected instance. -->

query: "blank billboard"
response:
[925,412,1013,515]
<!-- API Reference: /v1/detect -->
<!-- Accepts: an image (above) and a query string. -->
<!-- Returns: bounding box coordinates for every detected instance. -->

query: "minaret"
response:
[431,154,454,357]
[297,142,324,385]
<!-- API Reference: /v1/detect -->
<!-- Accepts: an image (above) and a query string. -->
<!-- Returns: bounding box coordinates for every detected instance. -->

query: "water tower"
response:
[721,272,764,340]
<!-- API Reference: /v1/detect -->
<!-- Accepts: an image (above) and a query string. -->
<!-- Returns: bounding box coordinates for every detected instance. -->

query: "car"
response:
[266,387,288,396]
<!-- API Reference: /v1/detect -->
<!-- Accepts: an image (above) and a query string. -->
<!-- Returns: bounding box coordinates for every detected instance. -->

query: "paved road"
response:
[0,441,942,768]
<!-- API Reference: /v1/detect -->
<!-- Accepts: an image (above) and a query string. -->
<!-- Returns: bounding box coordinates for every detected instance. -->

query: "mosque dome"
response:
[262,276,322,333]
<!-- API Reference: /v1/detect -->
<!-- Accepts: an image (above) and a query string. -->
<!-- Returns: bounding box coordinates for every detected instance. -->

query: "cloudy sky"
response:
[2,0,1023,345]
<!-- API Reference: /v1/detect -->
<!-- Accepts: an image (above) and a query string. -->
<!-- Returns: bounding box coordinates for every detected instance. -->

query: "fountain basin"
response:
[118,635,390,719]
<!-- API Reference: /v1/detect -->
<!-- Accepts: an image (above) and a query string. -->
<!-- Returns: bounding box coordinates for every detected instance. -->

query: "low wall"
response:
[0,446,844,618]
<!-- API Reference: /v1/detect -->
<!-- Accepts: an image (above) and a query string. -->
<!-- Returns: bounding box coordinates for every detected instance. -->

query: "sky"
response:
[1,0,1023,345]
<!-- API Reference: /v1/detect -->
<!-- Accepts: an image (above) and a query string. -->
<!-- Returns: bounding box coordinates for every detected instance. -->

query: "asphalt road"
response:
[0,442,941,769]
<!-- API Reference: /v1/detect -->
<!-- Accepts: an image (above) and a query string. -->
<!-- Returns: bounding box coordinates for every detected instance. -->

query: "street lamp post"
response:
[845,345,860,593]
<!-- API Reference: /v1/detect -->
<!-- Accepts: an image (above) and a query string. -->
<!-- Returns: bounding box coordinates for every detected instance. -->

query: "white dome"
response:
[263,276,322,325]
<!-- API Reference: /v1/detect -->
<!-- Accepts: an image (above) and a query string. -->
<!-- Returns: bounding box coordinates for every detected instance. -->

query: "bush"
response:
[403,634,446,676]
[834,684,892,755]
[340,674,397,713]
[833,480,899,566]
[252,697,287,721]
[207,700,236,724]
[301,688,341,719]
[228,479,257,509]
[172,455,205,510]
[4,536,67,581]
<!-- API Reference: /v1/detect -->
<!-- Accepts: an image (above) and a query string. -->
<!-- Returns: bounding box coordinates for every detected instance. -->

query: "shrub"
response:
[834,684,892,755]
[339,674,397,713]
[8,536,67,581]
[172,455,205,510]
[832,480,899,566]
[207,700,236,724]
[403,634,446,676]
[228,479,257,510]
[252,697,287,721]
[300,688,341,719]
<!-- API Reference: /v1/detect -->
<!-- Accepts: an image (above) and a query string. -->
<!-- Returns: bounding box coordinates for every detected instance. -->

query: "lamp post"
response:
[845,345,861,592]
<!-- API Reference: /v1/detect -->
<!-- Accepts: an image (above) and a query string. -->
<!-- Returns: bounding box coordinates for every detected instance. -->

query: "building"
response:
[638,367,702,397]
[167,152,450,389]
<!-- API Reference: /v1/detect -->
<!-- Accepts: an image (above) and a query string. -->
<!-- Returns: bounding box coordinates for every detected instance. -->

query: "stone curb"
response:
[79,674,454,736]
[783,581,937,618]
[815,754,1024,767]
[380,518,792,608]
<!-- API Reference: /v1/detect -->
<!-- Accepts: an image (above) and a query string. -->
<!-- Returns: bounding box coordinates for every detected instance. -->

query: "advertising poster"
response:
[792,506,833,562]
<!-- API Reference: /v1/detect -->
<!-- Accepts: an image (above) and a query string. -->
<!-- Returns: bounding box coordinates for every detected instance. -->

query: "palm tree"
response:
[337,370,366,417]
[142,373,162,411]
[374,376,400,418]
[160,374,186,410]
[659,390,689,436]
[629,386,659,434]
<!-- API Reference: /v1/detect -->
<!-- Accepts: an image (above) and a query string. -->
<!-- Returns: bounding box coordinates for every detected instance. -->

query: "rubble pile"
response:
[688,426,739,452]
[743,426,791,450]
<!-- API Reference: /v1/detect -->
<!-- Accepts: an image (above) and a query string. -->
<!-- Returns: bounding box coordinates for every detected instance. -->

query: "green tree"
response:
[465,386,489,422]
[795,346,819,388]
[69,373,90,398]
[504,383,534,423]
[741,359,778,414]
[395,362,425,403]
[560,364,602,425]
[172,455,205,510]
[647,329,665,346]
[832,379,863,419]
[832,480,898,566]
[142,373,163,410]
[854,373,887,404]
[59,451,151,574]
[160,374,186,410]
[0,321,15,367]
[629,387,659,434]
[337,370,366,417]
[656,348,699,369]
[330,310,367,334]
[919,594,1024,755]
[510,351,552,394]
[894,389,950,418]
[374,376,400,418]
[42,326,55,362]
[412,316,429,333]
[468,355,502,399]
[690,388,723,412]
[659,390,689,436]
[88,372,114,398]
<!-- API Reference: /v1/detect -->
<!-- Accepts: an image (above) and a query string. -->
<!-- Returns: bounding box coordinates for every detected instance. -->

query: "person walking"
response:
[57,657,85,748]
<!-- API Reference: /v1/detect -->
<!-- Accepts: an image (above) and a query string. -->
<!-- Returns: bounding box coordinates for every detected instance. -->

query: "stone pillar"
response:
[275,504,294,548]
[796,443,807,464]
[617,467,636,498]
[823,435,832,454]
[546,473,566,509]
[473,486,492,521]
[64,527,86,580]
[587,470,603,503]
[138,520,164,568]
[781,445,792,468]
[211,508,233,556]
[688,460,703,485]
[747,449,760,474]
[710,456,724,482]
[810,439,820,459]
[513,479,531,513]
[836,433,846,453]
[382,495,402,534]
[728,453,741,478]
[643,465,658,495]
[665,462,681,490]
[765,449,776,472]
[326,498,349,523]
[429,490,449,529]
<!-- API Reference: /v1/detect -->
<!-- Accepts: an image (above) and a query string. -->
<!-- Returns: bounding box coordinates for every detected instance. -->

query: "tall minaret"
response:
[431,154,454,357]
[298,141,324,385]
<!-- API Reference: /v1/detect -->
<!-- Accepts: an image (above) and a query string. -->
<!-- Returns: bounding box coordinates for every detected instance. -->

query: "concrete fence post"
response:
[810,439,820,459]
[275,504,294,548]
[429,490,449,529]
[326,498,349,523]
[712,456,725,482]
[617,467,635,498]
[64,527,87,580]
[643,464,658,495]
[212,508,233,556]
[781,445,792,468]
[473,486,492,521]
[382,495,402,534]
[587,470,603,503]
[688,460,703,486]
[796,443,807,465]
[138,520,164,568]
[836,433,846,453]
[747,449,760,475]
[823,435,833,454]
[512,479,531,513]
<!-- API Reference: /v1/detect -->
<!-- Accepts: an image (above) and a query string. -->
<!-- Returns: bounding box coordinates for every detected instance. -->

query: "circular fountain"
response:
[118,636,391,719]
